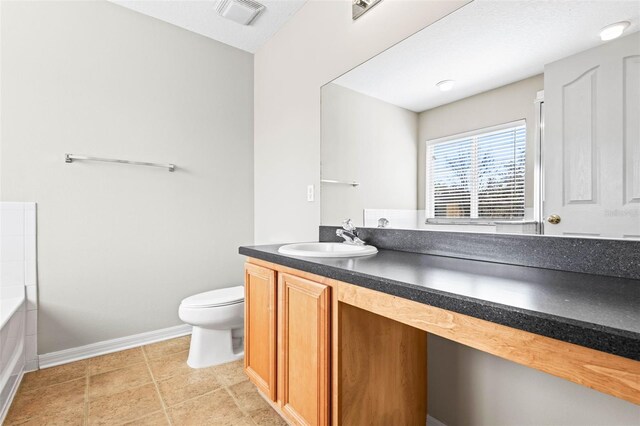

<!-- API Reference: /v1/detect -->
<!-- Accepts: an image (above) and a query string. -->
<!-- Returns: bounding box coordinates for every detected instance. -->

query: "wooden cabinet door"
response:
[244,263,277,401]
[279,273,330,426]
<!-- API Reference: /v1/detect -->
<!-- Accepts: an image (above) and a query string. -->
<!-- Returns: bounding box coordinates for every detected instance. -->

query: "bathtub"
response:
[0,287,26,423]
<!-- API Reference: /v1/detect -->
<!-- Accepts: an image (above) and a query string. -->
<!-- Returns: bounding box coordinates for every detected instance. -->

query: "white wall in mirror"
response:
[321,83,418,227]
[321,0,640,240]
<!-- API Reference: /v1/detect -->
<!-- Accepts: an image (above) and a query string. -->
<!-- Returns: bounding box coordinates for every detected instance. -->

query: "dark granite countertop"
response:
[239,244,640,361]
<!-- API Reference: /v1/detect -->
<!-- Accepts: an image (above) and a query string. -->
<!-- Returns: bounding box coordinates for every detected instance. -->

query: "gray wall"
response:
[429,335,639,425]
[321,83,418,227]
[254,1,639,424]
[1,1,254,354]
[418,74,543,210]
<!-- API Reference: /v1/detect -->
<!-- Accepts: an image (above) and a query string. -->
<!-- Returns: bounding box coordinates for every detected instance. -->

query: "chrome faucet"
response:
[336,219,366,245]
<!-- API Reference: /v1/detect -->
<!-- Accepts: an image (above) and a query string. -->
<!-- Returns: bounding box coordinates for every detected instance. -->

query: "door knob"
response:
[547,214,561,224]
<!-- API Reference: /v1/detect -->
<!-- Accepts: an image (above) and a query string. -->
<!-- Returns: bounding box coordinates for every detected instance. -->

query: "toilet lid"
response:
[181,286,244,308]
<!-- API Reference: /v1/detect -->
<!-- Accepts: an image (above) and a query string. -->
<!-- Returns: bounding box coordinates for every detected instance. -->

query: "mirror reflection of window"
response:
[426,121,526,223]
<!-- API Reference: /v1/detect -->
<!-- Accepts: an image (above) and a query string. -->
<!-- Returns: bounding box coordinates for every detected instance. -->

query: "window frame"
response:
[425,119,527,223]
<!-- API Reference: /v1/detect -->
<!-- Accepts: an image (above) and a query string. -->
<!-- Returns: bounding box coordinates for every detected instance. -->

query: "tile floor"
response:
[4,336,287,425]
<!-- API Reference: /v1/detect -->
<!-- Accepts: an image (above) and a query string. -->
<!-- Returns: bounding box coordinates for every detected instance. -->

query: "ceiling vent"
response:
[216,0,265,26]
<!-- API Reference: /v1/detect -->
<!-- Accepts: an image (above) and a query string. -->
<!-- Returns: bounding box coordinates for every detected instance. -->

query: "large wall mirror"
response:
[321,0,640,240]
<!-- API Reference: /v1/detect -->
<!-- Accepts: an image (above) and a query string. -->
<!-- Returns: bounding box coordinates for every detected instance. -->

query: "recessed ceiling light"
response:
[436,80,455,92]
[599,21,630,41]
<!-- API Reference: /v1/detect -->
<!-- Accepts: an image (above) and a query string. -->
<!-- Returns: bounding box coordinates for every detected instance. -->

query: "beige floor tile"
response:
[209,415,256,426]
[6,339,287,426]
[143,335,191,360]
[228,381,270,415]
[88,363,153,400]
[4,378,85,425]
[88,383,163,425]
[12,411,85,426]
[250,408,288,426]
[87,347,146,376]
[121,410,170,425]
[157,366,222,407]
[211,359,248,387]
[167,388,247,425]
[148,350,192,381]
[18,360,88,392]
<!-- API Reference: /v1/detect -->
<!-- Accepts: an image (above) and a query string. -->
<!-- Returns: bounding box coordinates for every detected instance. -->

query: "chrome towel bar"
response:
[65,154,175,172]
[321,179,360,187]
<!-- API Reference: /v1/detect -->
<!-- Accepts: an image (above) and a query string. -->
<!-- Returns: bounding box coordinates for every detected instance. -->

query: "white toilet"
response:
[178,286,245,368]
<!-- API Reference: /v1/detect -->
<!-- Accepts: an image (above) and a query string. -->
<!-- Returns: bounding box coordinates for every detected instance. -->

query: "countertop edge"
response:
[239,246,640,361]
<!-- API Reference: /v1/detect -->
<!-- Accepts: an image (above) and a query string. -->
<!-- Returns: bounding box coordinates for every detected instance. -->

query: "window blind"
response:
[426,122,526,220]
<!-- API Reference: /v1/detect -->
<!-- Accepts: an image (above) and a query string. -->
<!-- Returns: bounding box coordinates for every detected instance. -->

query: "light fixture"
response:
[353,0,383,21]
[436,80,455,92]
[599,21,630,41]
[216,0,265,26]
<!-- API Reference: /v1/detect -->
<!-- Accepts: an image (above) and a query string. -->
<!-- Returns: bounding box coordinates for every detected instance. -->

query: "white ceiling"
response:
[111,0,308,53]
[332,0,640,113]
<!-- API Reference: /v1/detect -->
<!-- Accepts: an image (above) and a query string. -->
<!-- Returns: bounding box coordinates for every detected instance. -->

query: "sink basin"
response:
[278,242,378,258]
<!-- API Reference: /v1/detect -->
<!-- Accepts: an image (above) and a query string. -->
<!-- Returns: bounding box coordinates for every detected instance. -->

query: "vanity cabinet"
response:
[244,264,331,426]
[244,263,277,401]
[243,252,640,425]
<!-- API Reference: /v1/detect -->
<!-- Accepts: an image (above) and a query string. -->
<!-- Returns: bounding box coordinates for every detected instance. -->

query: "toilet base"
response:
[187,326,244,369]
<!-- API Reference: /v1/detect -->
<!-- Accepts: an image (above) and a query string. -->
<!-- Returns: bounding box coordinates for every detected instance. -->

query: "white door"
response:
[543,32,640,239]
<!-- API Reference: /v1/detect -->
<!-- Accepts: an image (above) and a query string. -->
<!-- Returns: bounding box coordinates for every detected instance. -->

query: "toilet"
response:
[178,286,245,368]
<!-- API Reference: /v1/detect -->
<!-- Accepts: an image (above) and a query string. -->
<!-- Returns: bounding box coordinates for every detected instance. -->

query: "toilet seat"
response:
[181,286,244,309]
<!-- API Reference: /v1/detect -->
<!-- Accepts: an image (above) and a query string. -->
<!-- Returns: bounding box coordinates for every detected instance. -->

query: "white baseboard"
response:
[39,324,192,369]
[427,415,447,426]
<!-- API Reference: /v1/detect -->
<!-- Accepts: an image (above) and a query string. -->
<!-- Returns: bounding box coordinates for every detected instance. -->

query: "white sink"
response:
[278,242,378,258]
